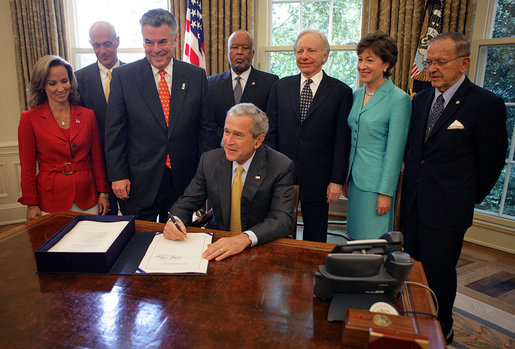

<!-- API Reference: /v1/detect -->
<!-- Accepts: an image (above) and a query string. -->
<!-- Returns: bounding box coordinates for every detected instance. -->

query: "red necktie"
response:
[158,70,171,168]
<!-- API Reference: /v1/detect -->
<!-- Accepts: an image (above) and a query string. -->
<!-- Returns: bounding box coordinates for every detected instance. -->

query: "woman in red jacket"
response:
[18,55,110,220]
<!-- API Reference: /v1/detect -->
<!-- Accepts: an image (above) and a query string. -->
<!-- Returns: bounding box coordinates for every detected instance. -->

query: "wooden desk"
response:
[0,212,445,348]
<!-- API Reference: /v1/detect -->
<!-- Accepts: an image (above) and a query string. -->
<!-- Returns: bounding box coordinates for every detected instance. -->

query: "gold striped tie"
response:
[230,166,244,232]
[104,70,112,102]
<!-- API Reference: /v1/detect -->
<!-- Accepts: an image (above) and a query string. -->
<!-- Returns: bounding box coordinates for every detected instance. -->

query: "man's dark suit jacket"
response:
[75,61,124,150]
[171,145,295,244]
[208,67,278,143]
[402,76,507,231]
[105,57,217,212]
[265,72,352,201]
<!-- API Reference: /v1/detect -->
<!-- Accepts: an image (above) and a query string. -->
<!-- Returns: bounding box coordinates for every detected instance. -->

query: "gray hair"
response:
[294,30,330,56]
[431,32,471,57]
[226,103,269,138]
[140,9,178,38]
[228,30,254,49]
[28,55,80,109]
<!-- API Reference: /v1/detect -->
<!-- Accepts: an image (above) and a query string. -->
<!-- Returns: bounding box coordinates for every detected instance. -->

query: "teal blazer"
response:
[346,79,411,197]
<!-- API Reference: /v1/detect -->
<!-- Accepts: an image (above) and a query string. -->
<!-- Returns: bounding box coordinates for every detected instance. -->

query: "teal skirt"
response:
[347,177,394,240]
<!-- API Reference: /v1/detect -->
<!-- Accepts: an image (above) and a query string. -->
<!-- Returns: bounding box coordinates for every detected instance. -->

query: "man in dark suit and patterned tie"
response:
[208,30,278,145]
[164,103,294,261]
[76,21,123,215]
[266,30,352,243]
[105,9,217,222]
[402,32,507,344]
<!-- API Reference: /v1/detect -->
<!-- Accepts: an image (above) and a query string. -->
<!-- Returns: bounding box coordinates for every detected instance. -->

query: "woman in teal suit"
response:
[345,31,411,240]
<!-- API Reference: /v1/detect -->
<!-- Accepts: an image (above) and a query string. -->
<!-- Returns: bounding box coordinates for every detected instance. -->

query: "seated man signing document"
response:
[164,103,295,261]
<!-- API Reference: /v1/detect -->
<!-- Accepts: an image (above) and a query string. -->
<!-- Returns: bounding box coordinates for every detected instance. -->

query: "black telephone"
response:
[314,231,414,306]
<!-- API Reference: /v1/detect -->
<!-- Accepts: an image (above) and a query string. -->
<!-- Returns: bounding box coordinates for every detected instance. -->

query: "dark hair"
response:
[357,30,398,78]
[140,8,178,38]
[430,32,471,56]
[29,55,80,108]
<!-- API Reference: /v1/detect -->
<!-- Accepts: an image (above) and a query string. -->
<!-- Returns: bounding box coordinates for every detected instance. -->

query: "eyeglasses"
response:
[422,56,467,69]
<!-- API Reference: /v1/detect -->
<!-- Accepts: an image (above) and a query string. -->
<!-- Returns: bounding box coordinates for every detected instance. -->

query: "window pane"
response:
[118,52,146,64]
[302,1,330,37]
[76,53,97,69]
[74,0,168,48]
[475,44,514,218]
[476,164,505,215]
[508,106,515,161]
[503,167,515,216]
[481,45,514,103]
[268,51,298,78]
[325,51,358,89]
[332,0,362,44]
[75,52,145,70]
[492,0,515,38]
[272,3,300,46]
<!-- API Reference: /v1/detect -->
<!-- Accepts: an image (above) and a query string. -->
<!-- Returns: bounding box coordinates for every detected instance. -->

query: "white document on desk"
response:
[48,221,128,252]
[137,232,212,274]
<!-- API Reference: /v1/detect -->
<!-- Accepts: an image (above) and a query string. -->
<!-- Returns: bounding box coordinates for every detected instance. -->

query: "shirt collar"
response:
[301,69,324,87]
[150,60,174,77]
[435,74,466,107]
[232,150,256,173]
[231,66,252,82]
[97,60,120,74]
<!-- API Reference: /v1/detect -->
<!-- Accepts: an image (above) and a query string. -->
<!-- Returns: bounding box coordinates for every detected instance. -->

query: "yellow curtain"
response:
[10,0,68,111]
[172,0,255,76]
[362,0,475,92]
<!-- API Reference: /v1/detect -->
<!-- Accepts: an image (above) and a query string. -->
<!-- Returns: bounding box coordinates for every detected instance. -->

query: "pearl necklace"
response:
[365,90,374,96]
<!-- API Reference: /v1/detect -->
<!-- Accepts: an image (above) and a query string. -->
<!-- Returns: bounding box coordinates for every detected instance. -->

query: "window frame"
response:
[469,0,515,220]
[255,0,361,86]
[63,1,170,70]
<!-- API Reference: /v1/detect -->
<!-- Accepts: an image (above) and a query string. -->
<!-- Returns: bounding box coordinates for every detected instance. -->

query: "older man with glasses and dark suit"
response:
[402,32,507,345]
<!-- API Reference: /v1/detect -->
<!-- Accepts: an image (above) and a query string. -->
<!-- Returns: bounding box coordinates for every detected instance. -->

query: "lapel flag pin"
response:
[76,119,80,123]
[456,100,460,104]
[255,176,261,180]
[252,81,256,85]
[181,83,186,90]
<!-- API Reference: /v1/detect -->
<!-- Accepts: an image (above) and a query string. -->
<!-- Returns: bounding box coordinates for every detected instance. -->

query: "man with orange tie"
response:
[164,103,294,261]
[105,9,217,222]
[76,21,123,215]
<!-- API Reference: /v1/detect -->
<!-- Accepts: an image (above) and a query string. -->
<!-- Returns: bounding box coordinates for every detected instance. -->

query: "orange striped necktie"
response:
[158,70,172,168]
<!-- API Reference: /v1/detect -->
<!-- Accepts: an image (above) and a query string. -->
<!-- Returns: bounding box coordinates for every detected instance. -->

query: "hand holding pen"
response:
[163,214,188,240]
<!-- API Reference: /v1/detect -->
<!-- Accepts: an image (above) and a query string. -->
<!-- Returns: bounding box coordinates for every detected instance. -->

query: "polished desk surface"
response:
[0,212,445,348]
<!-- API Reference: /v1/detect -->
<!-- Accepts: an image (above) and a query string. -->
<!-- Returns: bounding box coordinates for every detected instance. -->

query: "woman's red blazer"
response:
[18,102,109,212]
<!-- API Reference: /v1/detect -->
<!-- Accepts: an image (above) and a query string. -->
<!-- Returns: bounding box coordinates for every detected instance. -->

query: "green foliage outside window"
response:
[269,0,361,86]
[474,44,514,217]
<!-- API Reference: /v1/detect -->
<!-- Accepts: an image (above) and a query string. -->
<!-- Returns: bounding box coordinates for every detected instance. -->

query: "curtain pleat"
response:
[172,0,254,76]
[362,0,474,92]
[10,0,67,111]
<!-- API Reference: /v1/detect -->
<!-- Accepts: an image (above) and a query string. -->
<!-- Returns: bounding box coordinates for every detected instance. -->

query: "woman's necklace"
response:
[53,109,70,126]
[365,89,374,96]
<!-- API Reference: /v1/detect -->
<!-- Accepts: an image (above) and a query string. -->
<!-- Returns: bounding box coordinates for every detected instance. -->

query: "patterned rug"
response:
[451,307,514,349]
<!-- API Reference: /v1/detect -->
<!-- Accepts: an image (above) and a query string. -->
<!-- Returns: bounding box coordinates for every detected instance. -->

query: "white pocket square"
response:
[448,120,465,129]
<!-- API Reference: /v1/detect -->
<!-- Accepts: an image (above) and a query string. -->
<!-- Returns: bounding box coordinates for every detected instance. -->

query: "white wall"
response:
[0,0,25,224]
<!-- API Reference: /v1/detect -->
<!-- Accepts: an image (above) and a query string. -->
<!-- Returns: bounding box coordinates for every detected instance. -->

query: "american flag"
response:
[410,0,444,79]
[183,0,206,68]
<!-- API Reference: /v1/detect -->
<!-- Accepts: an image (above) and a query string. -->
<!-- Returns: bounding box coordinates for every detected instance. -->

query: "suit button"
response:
[72,143,77,148]
[420,160,424,164]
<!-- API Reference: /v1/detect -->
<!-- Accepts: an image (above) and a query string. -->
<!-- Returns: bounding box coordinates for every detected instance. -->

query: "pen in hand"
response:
[169,214,187,240]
